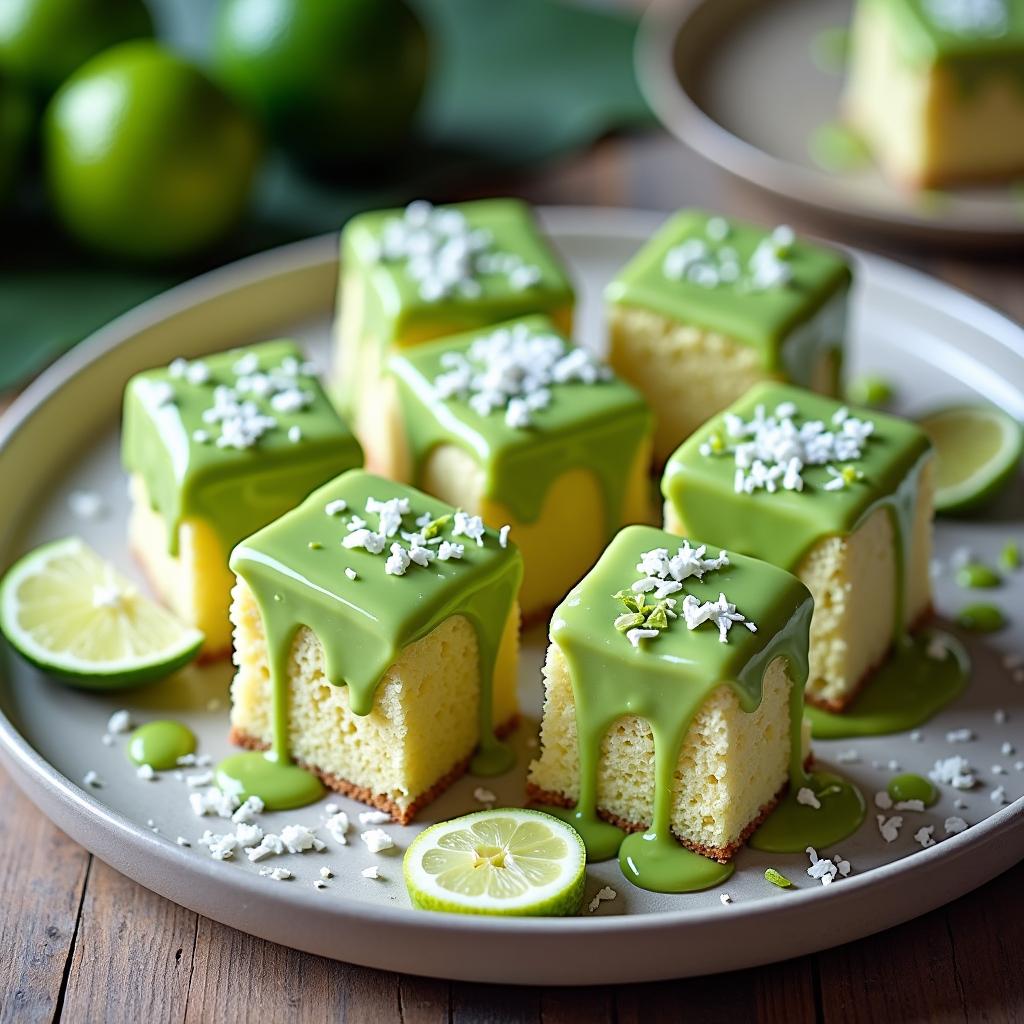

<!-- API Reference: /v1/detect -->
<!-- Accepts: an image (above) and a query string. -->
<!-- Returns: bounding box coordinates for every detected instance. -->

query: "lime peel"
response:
[917,404,1024,516]
[403,808,586,916]
[0,536,203,688]
[764,867,793,888]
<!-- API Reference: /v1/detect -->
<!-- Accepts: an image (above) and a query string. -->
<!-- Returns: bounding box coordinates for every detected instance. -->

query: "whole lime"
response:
[44,41,262,262]
[0,0,153,99]
[0,74,34,208]
[212,0,428,168]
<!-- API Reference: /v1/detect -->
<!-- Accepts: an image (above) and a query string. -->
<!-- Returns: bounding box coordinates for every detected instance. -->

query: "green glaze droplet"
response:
[543,807,626,863]
[809,121,871,173]
[847,374,894,408]
[956,563,1001,589]
[887,773,938,807]
[215,751,325,811]
[619,831,734,894]
[1000,541,1020,571]
[750,771,866,853]
[126,720,196,770]
[806,631,970,739]
[956,603,1006,633]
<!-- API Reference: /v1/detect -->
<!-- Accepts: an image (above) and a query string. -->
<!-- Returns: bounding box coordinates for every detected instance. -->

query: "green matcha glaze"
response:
[751,771,867,852]
[806,631,969,739]
[341,198,575,351]
[126,720,196,770]
[227,469,523,810]
[869,0,1024,91]
[664,382,933,648]
[122,340,363,557]
[605,210,851,379]
[888,772,939,806]
[216,750,325,811]
[388,316,652,529]
[619,832,735,894]
[540,525,865,892]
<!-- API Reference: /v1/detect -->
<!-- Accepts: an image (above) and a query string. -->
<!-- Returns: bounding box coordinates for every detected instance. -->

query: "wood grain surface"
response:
[2,131,1023,1024]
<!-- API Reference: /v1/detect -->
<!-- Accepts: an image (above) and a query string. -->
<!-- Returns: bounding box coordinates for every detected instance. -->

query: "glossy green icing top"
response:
[605,209,851,363]
[387,315,652,528]
[122,340,363,557]
[871,0,1024,65]
[662,382,932,576]
[341,198,575,347]
[229,469,524,776]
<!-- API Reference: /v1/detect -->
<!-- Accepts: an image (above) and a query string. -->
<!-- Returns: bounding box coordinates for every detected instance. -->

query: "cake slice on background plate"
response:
[661,381,934,711]
[122,340,363,659]
[333,197,574,454]
[844,0,1024,188]
[379,314,654,619]
[228,469,523,823]
[605,209,851,465]
[527,524,814,869]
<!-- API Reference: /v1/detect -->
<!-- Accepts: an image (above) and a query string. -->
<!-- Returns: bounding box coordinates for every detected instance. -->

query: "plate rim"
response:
[1,206,1023,983]
[635,0,1024,245]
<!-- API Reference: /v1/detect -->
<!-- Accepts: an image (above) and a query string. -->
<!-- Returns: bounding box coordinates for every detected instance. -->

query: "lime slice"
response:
[403,808,586,916]
[917,405,1023,515]
[0,537,203,688]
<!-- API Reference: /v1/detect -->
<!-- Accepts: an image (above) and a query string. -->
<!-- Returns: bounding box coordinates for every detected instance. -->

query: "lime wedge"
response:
[403,808,586,916]
[917,405,1023,515]
[0,537,203,689]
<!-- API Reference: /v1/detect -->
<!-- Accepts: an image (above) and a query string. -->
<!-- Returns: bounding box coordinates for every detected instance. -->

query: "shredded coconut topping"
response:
[700,400,876,498]
[615,542,755,646]
[429,321,611,429]
[930,755,977,790]
[663,222,798,293]
[369,200,547,302]
[158,350,319,453]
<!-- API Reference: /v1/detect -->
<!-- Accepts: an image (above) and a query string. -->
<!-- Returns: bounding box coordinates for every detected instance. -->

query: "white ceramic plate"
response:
[637,0,1024,246]
[0,208,1022,986]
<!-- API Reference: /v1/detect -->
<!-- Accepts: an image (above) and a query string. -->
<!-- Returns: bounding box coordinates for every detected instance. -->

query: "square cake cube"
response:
[122,340,363,658]
[527,524,813,861]
[229,470,523,823]
[333,198,574,450]
[606,210,850,464]
[375,315,654,619]
[661,382,934,710]
[844,0,1024,187]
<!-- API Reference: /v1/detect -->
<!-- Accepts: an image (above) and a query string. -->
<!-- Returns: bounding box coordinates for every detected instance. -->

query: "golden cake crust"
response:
[229,715,519,826]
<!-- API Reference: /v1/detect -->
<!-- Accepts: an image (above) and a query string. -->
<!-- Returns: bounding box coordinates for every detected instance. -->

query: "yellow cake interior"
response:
[128,474,235,659]
[664,458,934,710]
[528,644,803,859]
[844,0,1024,187]
[229,579,520,823]
[608,305,838,465]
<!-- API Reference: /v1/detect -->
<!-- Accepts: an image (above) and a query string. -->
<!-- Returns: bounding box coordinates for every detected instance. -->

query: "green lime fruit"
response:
[0,73,34,207]
[403,808,587,916]
[212,0,428,167]
[917,404,1024,515]
[0,536,203,689]
[43,40,262,261]
[0,0,153,99]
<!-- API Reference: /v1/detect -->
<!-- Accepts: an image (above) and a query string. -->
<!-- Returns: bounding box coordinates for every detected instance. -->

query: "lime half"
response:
[0,537,203,688]
[918,404,1023,515]
[403,808,586,916]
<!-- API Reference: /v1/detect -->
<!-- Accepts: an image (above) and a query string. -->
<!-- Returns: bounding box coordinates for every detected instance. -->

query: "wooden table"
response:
[3,130,1023,1023]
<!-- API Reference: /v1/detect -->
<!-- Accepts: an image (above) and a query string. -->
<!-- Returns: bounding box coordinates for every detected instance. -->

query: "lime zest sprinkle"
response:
[955,563,1000,589]
[956,602,1006,632]
[764,867,793,888]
